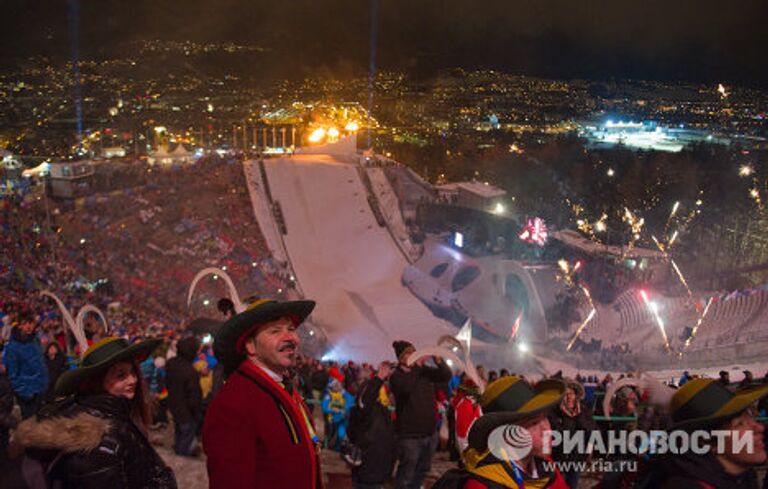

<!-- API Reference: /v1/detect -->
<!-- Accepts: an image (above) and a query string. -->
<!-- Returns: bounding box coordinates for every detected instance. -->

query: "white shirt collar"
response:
[249,358,284,383]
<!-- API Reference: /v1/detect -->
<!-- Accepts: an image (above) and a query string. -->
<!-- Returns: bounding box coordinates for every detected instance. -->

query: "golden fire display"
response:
[566,284,597,352]
[639,290,671,353]
[683,296,714,351]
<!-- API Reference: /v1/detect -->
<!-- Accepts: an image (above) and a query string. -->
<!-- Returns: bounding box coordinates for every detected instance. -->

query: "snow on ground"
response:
[366,167,420,262]
[243,160,289,265]
[256,154,454,361]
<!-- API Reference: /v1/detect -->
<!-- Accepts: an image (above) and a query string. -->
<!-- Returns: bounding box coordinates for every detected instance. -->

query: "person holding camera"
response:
[390,340,452,489]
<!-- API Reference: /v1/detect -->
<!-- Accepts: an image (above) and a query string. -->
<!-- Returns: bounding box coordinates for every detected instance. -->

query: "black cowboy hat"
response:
[213,298,315,372]
[468,376,565,452]
[55,337,161,396]
[670,378,768,430]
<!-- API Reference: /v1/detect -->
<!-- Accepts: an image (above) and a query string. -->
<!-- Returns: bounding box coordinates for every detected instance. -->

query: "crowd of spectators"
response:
[2,158,768,488]
[1,158,290,347]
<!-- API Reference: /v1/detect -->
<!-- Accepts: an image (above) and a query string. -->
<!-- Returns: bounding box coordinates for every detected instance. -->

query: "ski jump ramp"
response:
[245,151,454,361]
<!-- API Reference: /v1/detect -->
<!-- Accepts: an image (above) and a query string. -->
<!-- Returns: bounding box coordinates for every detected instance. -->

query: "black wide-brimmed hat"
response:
[468,376,565,452]
[55,336,161,396]
[670,378,768,430]
[213,298,315,372]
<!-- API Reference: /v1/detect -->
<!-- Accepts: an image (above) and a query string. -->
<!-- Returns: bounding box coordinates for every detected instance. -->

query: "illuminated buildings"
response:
[579,119,731,153]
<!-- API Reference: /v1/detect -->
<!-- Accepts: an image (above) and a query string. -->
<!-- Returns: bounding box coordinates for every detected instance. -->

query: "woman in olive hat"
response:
[13,336,177,488]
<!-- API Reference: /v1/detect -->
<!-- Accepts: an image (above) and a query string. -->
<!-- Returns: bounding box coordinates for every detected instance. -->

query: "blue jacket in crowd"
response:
[2,327,48,399]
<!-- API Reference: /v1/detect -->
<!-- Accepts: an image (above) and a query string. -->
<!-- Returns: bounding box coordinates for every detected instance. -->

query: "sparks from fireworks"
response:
[670,259,694,302]
[557,261,597,351]
[568,199,608,245]
[557,259,582,288]
[678,201,702,234]
[639,290,671,352]
[566,285,596,351]
[739,164,754,177]
[663,201,680,235]
[652,235,694,301]
[567,307,596,351]
[668,230,679,248]
[683,297,714,350]
[519,217,548,246]
[621,207,645,259]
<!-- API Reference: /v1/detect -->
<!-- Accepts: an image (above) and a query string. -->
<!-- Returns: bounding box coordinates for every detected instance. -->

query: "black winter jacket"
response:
[351,377,396,484]
[15,394,177,489]
[635,451,759,489]
[547,401,598,463]
[165,344,203,425]
[390,361,452,437]
[44,348,67,401]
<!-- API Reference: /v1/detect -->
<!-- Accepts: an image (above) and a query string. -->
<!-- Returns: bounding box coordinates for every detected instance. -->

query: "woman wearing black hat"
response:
[13,337,177,488]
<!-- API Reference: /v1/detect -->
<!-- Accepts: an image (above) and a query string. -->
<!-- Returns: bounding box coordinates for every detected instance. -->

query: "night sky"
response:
[1,0,766,85]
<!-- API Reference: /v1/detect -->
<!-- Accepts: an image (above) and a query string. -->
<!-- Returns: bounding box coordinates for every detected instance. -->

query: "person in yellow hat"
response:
[433,375,569,489]
[636,377,768,489]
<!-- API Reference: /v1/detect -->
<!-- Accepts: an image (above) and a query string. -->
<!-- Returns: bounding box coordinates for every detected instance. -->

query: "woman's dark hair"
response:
[77,359,153,430]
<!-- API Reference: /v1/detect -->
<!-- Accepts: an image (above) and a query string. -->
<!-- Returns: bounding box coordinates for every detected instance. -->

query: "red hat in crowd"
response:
[328,367,345,382]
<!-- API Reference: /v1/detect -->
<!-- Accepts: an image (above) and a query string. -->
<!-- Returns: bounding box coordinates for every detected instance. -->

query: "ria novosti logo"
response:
[488,424,533,460]
[486,424,757,460]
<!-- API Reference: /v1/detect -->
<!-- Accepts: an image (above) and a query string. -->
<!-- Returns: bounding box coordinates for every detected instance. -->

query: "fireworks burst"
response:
[670,259,694,302]
[683,297,714,351]
[621,207,645,258]
[639,290,671,353]
[566,307,596,351]
[557,259,581,288]
[652,235,694,301]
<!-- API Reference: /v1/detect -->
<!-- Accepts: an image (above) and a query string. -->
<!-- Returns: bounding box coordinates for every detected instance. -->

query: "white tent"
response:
[148,145,173,166]
[171,143,191,158]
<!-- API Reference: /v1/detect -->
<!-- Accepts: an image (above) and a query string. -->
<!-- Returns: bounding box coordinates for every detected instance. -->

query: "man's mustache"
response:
[279,342,297,352]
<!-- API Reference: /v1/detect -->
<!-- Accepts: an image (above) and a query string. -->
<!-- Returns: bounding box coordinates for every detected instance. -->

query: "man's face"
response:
[20,320,35,336]
[399,346,416,366]
[245,317,300,374]
[717,408,766,467]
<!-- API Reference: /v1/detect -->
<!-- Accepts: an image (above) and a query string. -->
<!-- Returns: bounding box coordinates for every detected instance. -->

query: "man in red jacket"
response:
[203,299,322,489]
